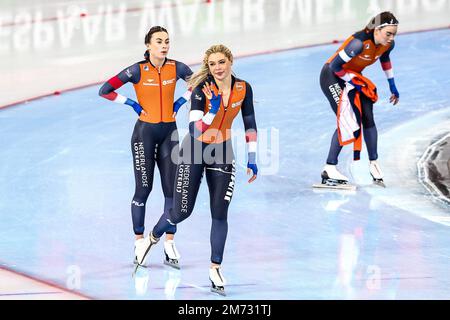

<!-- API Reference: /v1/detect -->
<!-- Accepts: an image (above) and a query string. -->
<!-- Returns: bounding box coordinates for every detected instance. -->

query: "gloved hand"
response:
[388,78,399,105]
[173,96,187,114]
[247,162,258,175]
[388,78,399,98]
[125,98,144,116]
[173,89,192,117]
[247,152,258,183]
[202,82,222,115]
[209,90,222,115]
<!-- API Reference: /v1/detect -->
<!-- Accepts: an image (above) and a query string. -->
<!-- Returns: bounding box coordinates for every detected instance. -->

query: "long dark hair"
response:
[144,26,168,61]
[365,11,399,32]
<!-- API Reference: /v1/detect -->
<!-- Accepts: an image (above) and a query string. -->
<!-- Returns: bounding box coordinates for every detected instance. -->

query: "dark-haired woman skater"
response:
[320,12,400,187]
[99,26,192,269]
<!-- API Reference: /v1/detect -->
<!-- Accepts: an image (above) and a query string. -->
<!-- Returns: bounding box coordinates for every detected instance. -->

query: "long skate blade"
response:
[373,180,386,188]
[312,183,356,191]
[164,259,180,270]
[211,286,226,296]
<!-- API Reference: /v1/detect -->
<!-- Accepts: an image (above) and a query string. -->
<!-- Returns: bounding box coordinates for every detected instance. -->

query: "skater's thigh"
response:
[157,127,179,198]
[170,162,204,224]
[361,97,375,128]
[131,120,157,196]
[320,64,344,114]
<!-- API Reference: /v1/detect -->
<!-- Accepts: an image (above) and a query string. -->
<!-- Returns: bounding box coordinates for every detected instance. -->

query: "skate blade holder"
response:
[164,258,180,270]
[211,285,226,296]
[373,179,386,188]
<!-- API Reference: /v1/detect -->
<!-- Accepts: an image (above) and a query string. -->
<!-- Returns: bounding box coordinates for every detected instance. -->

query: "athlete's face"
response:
[146,31,170,60]
[374,25,397,46]
[207,53,232,82]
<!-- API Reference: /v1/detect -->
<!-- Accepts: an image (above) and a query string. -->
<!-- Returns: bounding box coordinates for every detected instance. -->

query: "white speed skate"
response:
[209,266,227,296]
[134,232,160,271]
[369,160,386,187]
[163,240,181,270]
[313,165,355,191]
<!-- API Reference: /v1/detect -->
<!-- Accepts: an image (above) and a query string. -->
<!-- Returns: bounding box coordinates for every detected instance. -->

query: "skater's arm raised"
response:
[188,82,222,138]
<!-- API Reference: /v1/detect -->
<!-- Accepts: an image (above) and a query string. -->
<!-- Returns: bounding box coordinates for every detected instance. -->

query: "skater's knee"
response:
[163,197,173,212]
[133,189,151,204]
[132,196,148,208]
[363,120,376,129]
[132,198,147,210]
[362,112,375,128]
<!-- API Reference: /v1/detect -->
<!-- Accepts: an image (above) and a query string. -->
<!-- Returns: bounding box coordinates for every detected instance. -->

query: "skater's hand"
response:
[388,78,399,105]
[172,89,192,118]
[202,82,222,115]
[172,96,186,118]
[125,98,147,116]
[389,93,399,105]
[247,162,258,183]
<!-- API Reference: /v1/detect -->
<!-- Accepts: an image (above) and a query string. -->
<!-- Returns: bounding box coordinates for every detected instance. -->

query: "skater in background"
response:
[135,44,258,296]
[319,11,400,187]
[99,26,192,269]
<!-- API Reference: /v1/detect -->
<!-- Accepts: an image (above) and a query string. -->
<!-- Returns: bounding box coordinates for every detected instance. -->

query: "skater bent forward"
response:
[319,11,400,188]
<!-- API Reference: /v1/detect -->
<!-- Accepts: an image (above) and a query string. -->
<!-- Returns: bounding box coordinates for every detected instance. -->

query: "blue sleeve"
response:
[329,38,363,73]
[241,82,257,132]
[176,61,193,82]
[380,41,395,63]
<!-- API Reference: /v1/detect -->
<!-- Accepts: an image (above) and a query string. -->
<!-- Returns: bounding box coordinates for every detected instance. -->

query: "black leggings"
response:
[153,134,236,264]
[131,120,179,235]
[320,64,378,164]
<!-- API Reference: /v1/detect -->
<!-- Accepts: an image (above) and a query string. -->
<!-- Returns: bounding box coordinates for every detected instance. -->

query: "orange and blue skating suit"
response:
[98,58,192,235]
